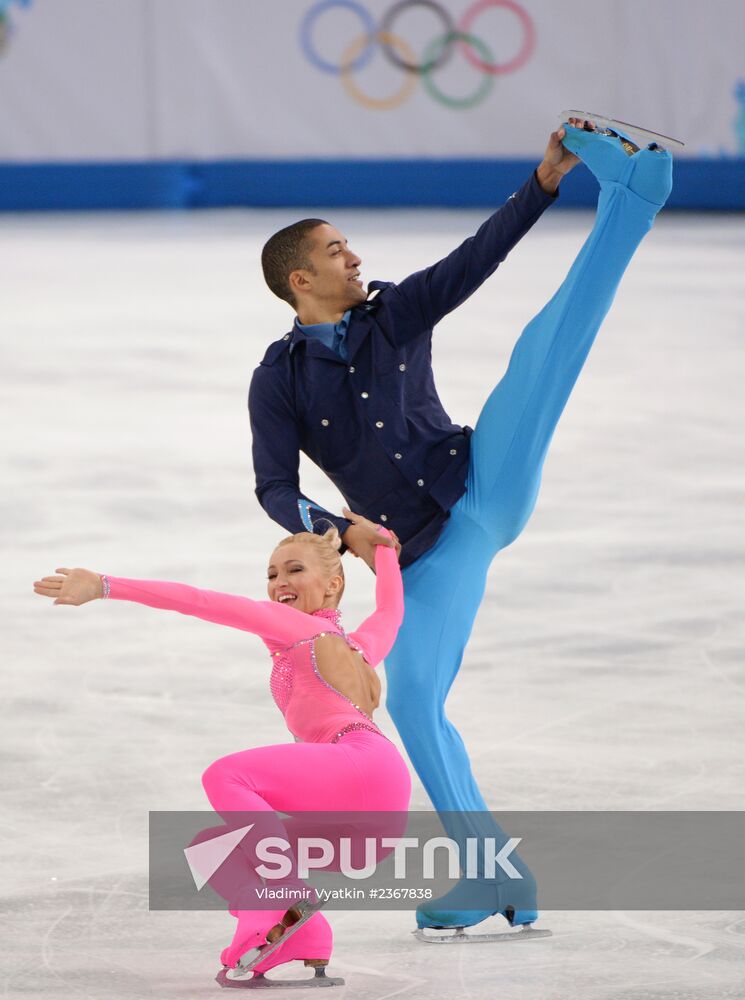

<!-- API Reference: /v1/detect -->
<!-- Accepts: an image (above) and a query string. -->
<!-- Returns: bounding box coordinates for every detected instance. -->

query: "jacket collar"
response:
[344,283,387,362]
[289,321,345,362]
[261,284,388,367]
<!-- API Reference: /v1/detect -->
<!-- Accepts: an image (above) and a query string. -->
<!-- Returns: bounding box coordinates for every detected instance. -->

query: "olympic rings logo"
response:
[299,0,536,110]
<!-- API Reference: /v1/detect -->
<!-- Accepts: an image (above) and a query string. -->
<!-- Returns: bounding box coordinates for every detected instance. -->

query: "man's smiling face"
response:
[291,223,367,317]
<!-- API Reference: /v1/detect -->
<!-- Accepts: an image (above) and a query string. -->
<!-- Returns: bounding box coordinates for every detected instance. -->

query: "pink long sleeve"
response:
[104,577,330,647]
[348,538,404,668]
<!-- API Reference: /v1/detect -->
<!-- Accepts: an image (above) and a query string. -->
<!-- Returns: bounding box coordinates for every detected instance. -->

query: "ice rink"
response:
[3,201,745,999]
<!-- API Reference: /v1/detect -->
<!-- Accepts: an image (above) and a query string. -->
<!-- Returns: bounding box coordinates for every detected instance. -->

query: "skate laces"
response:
[604,128,641,156]
[265,905,303,944]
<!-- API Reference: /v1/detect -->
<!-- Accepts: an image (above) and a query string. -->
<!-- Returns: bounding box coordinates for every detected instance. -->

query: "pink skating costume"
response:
[102,534,411,974]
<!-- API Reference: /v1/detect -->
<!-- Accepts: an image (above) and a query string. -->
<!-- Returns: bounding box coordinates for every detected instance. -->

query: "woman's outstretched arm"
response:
[33,567,325,647]
[347,530,404,668]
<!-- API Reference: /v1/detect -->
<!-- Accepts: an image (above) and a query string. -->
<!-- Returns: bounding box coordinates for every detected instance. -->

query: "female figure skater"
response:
[33,512,410,988]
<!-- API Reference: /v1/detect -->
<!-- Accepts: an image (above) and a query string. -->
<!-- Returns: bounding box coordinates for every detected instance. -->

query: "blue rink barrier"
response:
[0,158,742,211]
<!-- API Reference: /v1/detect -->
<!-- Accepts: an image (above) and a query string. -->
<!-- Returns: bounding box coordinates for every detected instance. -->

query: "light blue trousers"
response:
[385,134,673,923]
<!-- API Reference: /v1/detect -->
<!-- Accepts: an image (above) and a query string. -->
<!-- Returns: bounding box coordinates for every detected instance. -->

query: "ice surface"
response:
[2,204,745,999]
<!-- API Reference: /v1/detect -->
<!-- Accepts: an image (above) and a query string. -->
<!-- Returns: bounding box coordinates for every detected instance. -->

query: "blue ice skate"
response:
[414,884,551,944]
[560,112,677,208]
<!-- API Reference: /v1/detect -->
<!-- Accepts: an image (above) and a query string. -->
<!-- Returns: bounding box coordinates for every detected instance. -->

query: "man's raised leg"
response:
[386,125,674,930]
[462,126,673,548]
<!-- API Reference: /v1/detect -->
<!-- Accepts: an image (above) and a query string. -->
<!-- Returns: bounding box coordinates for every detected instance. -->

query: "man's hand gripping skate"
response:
[535,119,589,194]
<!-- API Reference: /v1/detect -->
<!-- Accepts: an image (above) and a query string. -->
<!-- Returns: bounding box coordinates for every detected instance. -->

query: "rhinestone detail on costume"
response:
[311,607,365,656]
[269,651,294,714]
[312,607,343,628]
[331,721,381,744]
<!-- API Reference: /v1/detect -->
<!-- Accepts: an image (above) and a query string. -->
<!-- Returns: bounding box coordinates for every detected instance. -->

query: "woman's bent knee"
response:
[201,755,241,798]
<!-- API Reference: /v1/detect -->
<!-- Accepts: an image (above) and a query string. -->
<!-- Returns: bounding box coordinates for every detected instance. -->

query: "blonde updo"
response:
[274,527,345,605]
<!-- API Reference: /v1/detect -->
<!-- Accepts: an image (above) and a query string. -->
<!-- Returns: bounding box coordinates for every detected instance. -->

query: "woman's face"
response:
[267,542,341,614]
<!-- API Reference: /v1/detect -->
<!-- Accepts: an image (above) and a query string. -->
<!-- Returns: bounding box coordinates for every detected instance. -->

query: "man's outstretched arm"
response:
[390,127,579,338]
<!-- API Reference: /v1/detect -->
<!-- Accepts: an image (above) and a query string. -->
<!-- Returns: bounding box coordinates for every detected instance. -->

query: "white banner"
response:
[1,0,743,161]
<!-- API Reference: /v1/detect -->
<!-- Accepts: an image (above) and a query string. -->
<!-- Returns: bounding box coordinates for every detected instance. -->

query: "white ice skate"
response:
[216,900,344,990]
[560,110,685,152]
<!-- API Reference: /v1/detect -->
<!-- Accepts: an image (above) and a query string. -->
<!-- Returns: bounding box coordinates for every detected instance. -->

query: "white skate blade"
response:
[216,967,345,989]
[560,109,685,151]
[413,925,552,944]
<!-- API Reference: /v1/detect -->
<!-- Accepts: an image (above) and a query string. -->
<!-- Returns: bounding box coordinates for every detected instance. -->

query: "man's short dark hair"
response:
[261,218,328,307]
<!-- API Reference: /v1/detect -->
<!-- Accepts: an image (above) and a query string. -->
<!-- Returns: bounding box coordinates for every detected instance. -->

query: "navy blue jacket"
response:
[249,173,556,567]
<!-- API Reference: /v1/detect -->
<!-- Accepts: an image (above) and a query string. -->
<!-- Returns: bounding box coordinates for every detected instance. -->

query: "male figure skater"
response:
[248,119,673,934]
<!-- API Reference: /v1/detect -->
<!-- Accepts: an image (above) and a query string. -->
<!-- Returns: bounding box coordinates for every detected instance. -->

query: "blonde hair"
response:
[275,527,345,605]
